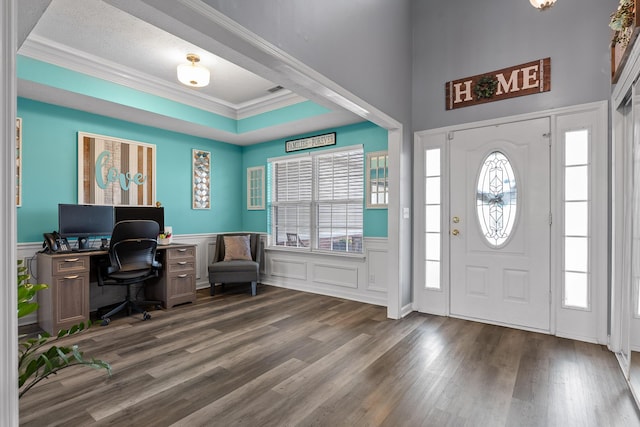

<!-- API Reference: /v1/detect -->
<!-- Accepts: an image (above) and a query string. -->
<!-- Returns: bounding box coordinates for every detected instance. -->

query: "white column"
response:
[0,0,18,425]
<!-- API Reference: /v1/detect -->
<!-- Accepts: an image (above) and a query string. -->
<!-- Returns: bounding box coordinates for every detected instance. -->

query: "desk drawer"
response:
[166,246,195,260]
[167,260,195,274]
[52,256,90,275]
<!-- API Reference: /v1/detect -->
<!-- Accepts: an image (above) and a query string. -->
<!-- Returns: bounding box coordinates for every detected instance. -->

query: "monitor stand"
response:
[77,237,89,250]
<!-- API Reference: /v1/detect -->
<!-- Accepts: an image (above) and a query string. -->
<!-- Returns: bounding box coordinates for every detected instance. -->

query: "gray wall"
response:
[203,0,413,126]
[412,0,617,131]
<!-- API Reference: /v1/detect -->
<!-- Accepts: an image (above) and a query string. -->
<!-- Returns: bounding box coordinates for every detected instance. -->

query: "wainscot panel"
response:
[312,263,359,289]
[270,257,308,281]
[262,237,388,307]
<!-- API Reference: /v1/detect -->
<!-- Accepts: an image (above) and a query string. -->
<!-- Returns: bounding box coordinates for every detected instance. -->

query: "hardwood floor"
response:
[19,285,640,426]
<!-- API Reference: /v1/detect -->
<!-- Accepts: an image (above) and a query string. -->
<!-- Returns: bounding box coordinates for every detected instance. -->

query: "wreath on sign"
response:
[474,75,498,100]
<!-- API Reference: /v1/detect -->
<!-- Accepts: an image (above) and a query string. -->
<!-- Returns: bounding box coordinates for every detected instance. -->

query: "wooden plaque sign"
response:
[445,58,551,110]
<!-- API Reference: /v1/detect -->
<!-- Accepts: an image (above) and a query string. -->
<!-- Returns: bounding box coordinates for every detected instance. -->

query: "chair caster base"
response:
[101,318,111,326]
[143,312,151,321]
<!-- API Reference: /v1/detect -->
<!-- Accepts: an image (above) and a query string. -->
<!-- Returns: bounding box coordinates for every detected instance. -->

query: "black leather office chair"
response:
[97,220,162,326]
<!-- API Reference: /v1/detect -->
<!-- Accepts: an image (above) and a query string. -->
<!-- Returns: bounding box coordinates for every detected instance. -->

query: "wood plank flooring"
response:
[19,285,640,426]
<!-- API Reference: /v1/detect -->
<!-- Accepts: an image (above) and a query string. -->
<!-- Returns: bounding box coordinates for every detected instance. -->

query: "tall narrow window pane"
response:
[565,271,588,308]
[425,148,441,290]
[367,151,389,208]
[563,129,590,309]
[565,237,588,272]
[565,130,589,165]
[565,202,588,236]
[565,166,588,201]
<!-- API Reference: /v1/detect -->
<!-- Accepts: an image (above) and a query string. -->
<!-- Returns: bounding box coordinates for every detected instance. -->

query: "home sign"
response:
[445,58,551,110]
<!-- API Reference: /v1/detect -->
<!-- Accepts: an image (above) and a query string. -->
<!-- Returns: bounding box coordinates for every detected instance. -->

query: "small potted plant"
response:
[158,231,172,245]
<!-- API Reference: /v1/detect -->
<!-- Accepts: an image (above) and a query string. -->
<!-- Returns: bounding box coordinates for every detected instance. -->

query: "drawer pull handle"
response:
[177,249,187,252]
[64,258,80,262]
[64,275,79,280]
[177,274,188,278]
[177,261,187,265]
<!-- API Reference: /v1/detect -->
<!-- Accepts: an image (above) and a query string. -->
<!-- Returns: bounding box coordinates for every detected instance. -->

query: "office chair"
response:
[97,220,162,326]
[208,233,262,296]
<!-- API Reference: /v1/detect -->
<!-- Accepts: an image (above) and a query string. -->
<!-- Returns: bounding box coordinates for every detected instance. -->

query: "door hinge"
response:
[549,212,552,225]
[543,132,551,147]
[447,132,454,141]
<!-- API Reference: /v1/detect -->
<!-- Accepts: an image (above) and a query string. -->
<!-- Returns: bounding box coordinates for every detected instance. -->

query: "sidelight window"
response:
[425,148,441,289]
[563,129,590,309]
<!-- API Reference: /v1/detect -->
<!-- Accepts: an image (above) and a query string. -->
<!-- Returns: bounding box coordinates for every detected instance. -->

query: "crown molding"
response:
[235,91,307,119]
[18,34,306,120]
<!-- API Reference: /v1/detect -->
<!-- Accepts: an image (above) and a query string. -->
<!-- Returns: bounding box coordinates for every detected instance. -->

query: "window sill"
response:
[265,246,366,260]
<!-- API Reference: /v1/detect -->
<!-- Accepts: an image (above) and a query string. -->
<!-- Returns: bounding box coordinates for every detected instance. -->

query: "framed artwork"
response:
[16,118,22,207]
[366,151,389,208]
[78,132,156,205]
[192,149,211,209]
[247,166,265,210]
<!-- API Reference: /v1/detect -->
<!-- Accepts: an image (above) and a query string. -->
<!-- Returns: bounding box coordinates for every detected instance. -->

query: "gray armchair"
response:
[208,233,263,296]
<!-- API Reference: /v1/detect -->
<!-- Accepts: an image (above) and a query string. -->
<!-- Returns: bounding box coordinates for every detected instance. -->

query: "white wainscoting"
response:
[17,234,389,326]
[262,237,388,306]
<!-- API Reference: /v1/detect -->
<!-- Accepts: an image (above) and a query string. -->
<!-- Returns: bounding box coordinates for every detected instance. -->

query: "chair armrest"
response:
[255,237,264,269]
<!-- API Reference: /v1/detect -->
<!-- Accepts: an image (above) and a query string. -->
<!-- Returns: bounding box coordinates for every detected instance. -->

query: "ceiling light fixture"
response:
[177,53,210,88]
[530,0,556,10]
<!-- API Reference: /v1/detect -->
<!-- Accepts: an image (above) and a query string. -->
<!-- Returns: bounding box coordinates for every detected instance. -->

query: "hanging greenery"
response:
[610,0,635,47]
[474,75,498,100]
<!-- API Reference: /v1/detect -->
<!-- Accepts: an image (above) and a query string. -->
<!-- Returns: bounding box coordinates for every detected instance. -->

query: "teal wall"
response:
[17,99,388,243]
[241,121,388,237]
[17,98,243,243]
[18,56,333,136]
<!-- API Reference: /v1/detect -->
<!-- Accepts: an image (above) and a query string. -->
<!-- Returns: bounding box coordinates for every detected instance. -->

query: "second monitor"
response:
[114,206,165,234]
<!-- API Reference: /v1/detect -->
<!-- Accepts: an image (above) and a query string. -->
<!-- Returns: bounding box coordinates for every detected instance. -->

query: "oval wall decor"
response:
[476,151,518,247]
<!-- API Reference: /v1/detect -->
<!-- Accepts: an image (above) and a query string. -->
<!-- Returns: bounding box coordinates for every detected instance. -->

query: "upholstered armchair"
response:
[208,233,263,296]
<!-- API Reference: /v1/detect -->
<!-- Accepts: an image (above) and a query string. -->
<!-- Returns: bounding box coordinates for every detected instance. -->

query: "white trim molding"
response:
[1,0,18,424]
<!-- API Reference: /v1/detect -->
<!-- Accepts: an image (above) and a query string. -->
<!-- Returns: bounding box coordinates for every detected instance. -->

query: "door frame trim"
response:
[413,101,609,344]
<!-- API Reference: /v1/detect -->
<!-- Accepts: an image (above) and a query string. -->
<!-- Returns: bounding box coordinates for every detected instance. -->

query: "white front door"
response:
[449,118,551,331]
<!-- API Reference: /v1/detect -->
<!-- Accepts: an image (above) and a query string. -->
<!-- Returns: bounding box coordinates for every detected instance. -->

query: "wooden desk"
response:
[37,243,196,334]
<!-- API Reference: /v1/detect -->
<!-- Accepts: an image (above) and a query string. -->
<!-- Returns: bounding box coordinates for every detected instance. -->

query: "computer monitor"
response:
[114,206,164,234]
[58,204,115,249]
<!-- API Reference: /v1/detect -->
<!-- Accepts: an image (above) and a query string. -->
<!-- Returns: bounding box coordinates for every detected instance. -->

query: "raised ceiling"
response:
[17,0,364,145]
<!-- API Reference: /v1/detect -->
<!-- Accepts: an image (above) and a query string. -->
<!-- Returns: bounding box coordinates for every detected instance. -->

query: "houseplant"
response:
[17,260,111,398]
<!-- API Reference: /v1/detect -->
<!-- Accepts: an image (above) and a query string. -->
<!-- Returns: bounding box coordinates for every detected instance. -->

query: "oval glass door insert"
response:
[476,151,518,247]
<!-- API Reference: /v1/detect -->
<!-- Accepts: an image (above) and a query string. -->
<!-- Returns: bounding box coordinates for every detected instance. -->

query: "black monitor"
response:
[58,204,115,249]
[114,206,164,234]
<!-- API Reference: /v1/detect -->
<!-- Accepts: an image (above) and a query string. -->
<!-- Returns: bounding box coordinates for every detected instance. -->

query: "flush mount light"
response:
[530,0,556,10]
[177,53,210,88]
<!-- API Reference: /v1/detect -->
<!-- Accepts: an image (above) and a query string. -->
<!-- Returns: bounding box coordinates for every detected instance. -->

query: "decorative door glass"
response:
[476,151,518,247]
